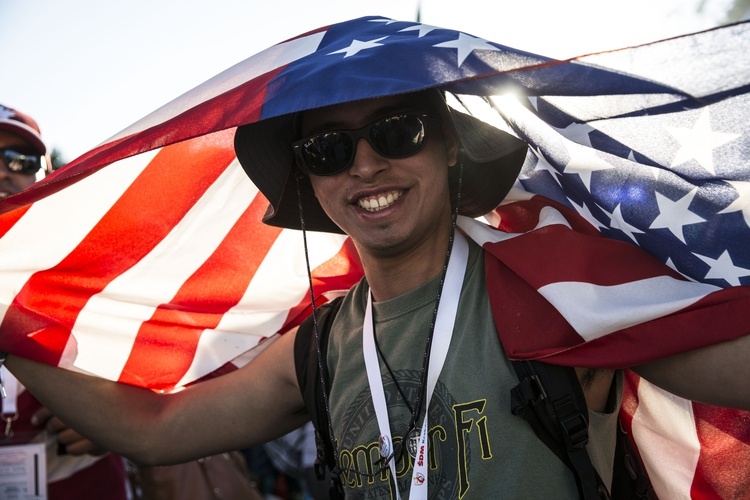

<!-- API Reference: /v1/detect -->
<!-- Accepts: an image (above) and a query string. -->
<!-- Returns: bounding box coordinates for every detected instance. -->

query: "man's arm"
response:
[4,328,309,465]
[633,334,750,410]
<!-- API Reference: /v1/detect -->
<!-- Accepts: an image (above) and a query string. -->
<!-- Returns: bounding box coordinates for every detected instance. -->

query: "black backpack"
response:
[293,297,654,500]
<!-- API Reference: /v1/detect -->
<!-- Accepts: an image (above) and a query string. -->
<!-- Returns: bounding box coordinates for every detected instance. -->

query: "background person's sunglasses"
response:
[1,148,43,175]
[292,113,429,176]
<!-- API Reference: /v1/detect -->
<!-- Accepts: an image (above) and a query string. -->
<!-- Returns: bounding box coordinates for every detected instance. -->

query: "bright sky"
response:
[0,0,739,161]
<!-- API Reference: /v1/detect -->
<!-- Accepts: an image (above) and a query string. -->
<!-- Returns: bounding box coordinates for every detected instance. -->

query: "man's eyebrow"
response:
[304,102,421,135]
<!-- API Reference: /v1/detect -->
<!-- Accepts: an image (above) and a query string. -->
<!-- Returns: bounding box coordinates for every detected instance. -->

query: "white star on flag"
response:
[563,143,616,191]
[569,198,608,231]
[0,106,14,120]
[433,33,501,66]
[399,24,439,38]
[694,250,750,286]
[649,189,706,243]
[554,123,596,147]
[667,108,740,175]
[718,180,750,229]
[635,154,664,181]
[329,37,388,58]
[367,18,401,26]
[525,148,563,188]
[609,204,645,243]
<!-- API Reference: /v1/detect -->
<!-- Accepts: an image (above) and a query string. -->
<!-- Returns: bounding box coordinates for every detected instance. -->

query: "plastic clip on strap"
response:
[0,354,20,437]
[0,352,7,400]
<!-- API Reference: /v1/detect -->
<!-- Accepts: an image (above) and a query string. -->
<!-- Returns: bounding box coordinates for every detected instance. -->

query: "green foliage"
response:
[49,148,66,171]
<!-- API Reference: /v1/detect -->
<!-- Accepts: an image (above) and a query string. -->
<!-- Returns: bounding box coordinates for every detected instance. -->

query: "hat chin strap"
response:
[295,172,347,496]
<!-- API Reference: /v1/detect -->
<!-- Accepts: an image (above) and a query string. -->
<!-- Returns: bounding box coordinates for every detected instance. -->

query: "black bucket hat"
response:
[234,90,528,234]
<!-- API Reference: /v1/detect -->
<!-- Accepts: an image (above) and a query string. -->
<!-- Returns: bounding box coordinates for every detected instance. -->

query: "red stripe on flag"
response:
[117,193,282,390]
[489,199,685,288]
[690,404,750,499]
[495,195,602,236]
[280,237,364,333]
[486,244,750,367]
[486,225,684,287]
[0,204,30,238]
[193,237,364,387]
[618,372,654,497]
[0,66,286,217]
[0,131,237,365]
[484,250,582,355]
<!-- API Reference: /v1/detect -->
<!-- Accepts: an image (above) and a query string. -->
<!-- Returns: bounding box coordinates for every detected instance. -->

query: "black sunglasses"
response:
[1,148,43,175]
[292,112,429,176]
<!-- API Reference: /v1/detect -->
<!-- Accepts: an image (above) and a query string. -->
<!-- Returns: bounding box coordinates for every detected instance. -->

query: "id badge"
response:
[0,433,47,499]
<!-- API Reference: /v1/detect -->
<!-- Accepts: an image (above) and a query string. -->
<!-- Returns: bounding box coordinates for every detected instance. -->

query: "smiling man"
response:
[236,89,619,498]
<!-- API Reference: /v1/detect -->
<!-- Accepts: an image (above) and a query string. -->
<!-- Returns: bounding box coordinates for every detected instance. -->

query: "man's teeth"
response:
[358,190,401,212]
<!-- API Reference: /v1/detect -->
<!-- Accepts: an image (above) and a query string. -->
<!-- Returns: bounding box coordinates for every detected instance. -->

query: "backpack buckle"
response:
[511,374,547,415]
[559,413,589,451]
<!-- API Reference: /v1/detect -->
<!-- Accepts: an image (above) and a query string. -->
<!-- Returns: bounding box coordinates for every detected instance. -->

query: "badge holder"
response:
[0,363,48,499]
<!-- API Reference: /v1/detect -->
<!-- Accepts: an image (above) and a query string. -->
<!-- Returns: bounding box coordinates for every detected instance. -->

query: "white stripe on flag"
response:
[71,161,257,379]
[457,205,574,247]
[0,151,157,322]
[177,228,349,386]
[632,379,700,500]
[537,276,720,341]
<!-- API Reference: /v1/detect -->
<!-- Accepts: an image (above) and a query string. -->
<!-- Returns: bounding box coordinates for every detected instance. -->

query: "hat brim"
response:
[0,120,47,155]
[234,99,528,234]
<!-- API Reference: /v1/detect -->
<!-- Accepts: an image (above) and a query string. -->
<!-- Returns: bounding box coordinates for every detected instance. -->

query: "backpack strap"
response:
[293,296,345,499]
[511,360,610,500]
[611,420,658,499]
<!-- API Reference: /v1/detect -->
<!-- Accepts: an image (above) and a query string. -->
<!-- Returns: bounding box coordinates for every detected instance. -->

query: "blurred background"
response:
[1,0,748,169]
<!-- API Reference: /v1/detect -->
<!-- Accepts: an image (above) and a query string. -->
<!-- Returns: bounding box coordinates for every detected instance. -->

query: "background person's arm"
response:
[32,406,109,455]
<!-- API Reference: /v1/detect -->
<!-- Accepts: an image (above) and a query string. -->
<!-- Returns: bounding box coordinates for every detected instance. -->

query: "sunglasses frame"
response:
[292,112,430,176]
[1,148,44,175]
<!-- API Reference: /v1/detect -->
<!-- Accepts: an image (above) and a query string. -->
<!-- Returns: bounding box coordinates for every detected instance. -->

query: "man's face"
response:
[0,130,37,198]
[301,94,458,258]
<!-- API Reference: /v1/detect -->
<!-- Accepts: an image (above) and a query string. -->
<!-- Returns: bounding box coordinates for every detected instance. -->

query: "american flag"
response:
[0,16,747,498]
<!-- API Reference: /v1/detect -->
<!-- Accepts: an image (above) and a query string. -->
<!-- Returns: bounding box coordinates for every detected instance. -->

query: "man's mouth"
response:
[357,190,402,212]
[0,182,19,200]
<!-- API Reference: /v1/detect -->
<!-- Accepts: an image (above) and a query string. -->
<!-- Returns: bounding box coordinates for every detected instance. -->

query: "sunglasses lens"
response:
[299,132,355,176]
[370,115,426,158]
[2,150,42,175]
[294,113,428,176]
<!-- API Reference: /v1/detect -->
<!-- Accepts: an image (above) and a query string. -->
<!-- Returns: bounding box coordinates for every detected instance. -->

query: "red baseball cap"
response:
[0,104,47,154]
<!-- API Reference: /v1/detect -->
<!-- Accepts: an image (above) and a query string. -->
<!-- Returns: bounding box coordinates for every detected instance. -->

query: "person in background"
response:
[0,103,129,499]
[262,422,329,500]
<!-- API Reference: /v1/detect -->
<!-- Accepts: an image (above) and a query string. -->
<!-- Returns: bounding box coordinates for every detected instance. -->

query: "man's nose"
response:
[348,138,388,179]
[0,160,12,179]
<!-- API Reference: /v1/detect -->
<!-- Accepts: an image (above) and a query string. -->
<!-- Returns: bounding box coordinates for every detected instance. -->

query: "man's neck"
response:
[358,229,452,302]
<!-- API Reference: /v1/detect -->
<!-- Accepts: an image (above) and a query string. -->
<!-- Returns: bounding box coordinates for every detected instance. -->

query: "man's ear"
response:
[443,120,459,167]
